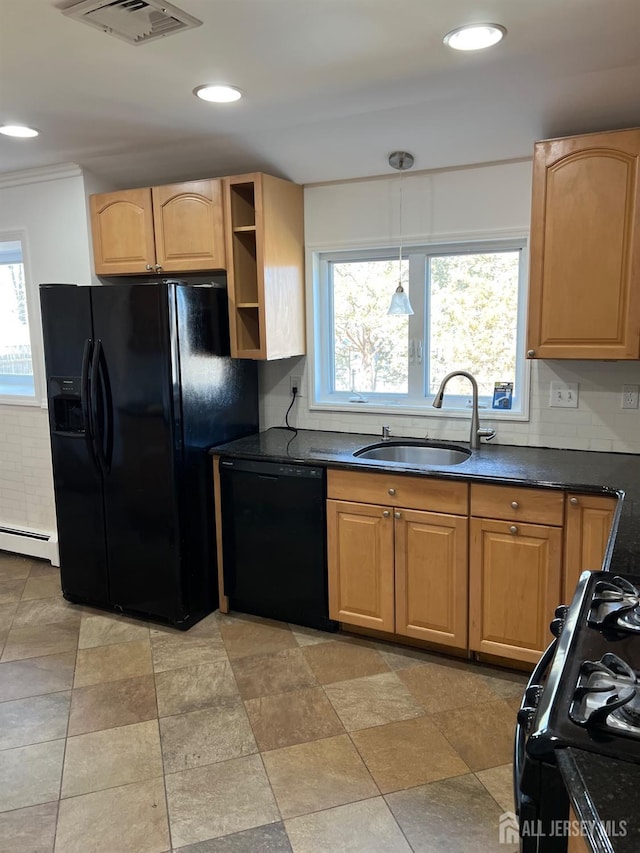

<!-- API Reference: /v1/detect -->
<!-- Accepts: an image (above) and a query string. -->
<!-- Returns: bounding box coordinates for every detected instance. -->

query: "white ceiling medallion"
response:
[62,0,202,46]
[443,24,507,51]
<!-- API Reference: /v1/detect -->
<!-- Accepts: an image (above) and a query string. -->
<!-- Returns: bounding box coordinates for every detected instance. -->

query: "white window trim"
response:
[0,229,46,408]
[308,236,531,422]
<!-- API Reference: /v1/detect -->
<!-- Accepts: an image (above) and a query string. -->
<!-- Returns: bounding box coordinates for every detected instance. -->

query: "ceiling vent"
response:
[62,0,202,46]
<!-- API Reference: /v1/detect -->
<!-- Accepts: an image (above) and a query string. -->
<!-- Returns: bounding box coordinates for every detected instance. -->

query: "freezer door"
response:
[90,283,185,621]
[39,284,109,604]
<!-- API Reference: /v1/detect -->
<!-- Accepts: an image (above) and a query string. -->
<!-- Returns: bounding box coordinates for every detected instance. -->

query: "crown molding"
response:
[0,162,83,190]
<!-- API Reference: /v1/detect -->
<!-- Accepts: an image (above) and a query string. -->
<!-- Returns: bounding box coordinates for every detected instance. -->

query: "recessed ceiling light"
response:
[193,85,243,103]
[0,124,39,138]
[443,24,506,51]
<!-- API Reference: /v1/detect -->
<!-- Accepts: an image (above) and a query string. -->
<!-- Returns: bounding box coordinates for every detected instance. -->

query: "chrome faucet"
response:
[381,425,391,441]
[432,371,496,450]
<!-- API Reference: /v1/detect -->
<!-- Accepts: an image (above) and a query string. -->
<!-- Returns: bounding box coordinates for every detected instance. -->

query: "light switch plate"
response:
[549,381,579,408]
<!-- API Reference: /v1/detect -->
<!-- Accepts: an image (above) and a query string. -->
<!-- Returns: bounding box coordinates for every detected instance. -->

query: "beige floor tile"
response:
[0,556,32,581]
[288,625,335,647]
[386,772,518,852]
[0,652,75,702]
[0,739,65,812]
[0,602,18,632]
[13,598,81,628]
[165,754,279,848]
[73,639,152,688]
[68,674,158,736]
[219,617,297,660]
[398,662,498,714]
[324,671,424,731]
[285,797,411,853]
[245,686,344,752]
[174,821,291,852]
[0,577,27,605]
[0,800,58,853]
[0,691,70,750]
[150,631,227,673]
[61,719,163,798]
[231,649,317,700]
[20,572,61,602]
[376,644,456,671]
[1,622,79,662]
[480,667,529,700]
[262,734,378,819]
[160,696,257,772]
[55,777,170,853]
[155,660,238,717]
[351,716,469,794]
[78,612,150,649]
[302,641,390,684]
[476,763,516,812]
[430,699,515,771]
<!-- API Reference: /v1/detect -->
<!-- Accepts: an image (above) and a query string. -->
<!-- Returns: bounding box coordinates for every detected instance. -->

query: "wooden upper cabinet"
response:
[224,173,305,360]
[90,179,225,276]
[527,128,640,359]
[563,493,617,601]
[90,188,156,275]
[152,180,225,272]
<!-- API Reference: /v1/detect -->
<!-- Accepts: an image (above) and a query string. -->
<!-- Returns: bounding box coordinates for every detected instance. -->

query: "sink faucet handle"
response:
[478,427,496,442]
[382,425,391,440]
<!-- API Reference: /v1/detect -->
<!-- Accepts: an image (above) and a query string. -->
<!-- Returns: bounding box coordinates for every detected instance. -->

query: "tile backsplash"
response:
[259,357,640,454]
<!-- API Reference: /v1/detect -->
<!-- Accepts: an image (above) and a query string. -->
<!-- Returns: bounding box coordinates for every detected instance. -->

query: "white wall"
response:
[0,164,94,555]
[260,160,640,454]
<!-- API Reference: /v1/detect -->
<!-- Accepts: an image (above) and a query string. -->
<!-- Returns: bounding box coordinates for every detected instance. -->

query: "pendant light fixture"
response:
[388,150,414,316]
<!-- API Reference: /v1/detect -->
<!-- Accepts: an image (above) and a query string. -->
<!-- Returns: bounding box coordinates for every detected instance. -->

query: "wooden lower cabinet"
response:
[327,498,468,648]
[563,493,617,601]
[469,518,562,664]
[567,808,590,853]
[395,509,468,648]
[327,500,395,632]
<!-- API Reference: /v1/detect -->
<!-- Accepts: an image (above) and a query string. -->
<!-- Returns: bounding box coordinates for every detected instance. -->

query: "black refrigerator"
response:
[40,280,258,629]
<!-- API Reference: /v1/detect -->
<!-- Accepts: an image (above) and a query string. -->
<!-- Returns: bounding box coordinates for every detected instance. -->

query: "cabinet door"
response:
[327,499,395,631]
[90,188,155,275]
[470,518,562,664]
[152,180,225,272]
[395,509,468,649]
[564,493,617,601]
[527,128,640,359]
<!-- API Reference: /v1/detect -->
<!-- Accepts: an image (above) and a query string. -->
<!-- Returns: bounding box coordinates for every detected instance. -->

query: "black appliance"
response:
[219,457,337,632]
[515,570,640,851]
[40,281,258,629]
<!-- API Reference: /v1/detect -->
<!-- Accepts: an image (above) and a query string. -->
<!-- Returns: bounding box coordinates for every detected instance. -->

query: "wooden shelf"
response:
[233,225,256,233]
[237,302,260,308]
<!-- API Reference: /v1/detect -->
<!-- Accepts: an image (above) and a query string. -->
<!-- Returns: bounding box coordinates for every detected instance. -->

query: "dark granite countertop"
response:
[211,428,640,571]
[557,748,640,853]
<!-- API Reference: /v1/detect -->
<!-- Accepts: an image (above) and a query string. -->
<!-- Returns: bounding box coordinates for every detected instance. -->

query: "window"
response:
[313,240,528,416]
[0,235,39,402]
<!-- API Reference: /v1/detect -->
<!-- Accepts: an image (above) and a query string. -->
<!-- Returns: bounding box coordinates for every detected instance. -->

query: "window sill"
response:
[309,398,530,423]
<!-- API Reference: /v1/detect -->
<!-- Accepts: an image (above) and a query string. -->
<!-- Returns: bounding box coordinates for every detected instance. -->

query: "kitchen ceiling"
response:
[0,0,639,188]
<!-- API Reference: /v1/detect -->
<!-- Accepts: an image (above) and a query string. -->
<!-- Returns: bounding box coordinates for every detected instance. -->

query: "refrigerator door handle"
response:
[81,338,100,472]
[91,339,111,476]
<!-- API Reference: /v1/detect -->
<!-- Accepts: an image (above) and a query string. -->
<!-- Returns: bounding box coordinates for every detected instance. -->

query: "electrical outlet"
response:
[622,384,640,409]
[549,381,579,408]
[289,375,303,397]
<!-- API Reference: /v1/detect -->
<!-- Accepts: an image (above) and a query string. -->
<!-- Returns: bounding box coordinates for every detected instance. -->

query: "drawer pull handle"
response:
[509,525,518,534]
[511,501,519,509]
[388,488,396,496]
[382,510,390,518]
[394,511,401,519]
[570,497,579,506]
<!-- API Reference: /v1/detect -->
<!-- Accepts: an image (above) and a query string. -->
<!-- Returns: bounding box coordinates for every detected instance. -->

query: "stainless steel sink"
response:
[354,442,471,466]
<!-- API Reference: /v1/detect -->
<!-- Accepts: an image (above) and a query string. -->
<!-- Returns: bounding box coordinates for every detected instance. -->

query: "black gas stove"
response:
[515,570,640,851]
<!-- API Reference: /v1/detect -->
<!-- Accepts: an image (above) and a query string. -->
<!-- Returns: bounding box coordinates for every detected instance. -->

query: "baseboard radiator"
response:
[0,526,59,566]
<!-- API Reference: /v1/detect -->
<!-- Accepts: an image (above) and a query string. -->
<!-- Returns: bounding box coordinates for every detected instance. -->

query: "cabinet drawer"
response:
[470,483,564,526]
[327,469,468,515]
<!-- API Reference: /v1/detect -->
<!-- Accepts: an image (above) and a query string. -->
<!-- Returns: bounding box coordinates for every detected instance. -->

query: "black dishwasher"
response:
[219,458,338,632]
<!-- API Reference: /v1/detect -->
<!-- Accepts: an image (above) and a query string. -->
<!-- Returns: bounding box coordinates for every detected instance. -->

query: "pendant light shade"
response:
[387,150,414,316]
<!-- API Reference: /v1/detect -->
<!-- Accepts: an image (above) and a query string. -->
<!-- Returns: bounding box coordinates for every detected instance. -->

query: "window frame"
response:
[310,237,530,421]
[0,230,45,408]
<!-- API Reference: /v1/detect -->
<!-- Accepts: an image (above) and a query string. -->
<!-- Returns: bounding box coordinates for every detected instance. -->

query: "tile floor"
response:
[0,551,524,852]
